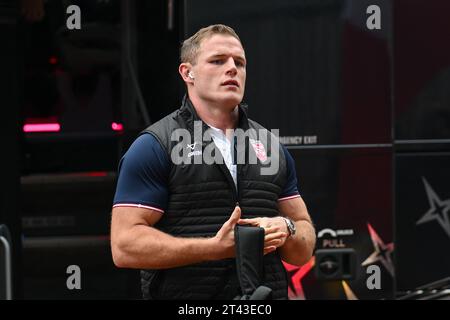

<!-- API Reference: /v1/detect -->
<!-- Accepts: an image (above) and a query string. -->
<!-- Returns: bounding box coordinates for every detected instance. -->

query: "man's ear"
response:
[179,63,194,83]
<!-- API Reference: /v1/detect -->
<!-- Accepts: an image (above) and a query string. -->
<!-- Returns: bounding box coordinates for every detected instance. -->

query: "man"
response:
[111,24,316,300]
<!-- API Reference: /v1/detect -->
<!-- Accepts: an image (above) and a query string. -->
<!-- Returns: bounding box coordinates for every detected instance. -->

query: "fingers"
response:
[237,222,279,236]
[265,231,287,242]
[237,218,260,226]
[227,205,241,226]
[265,239,284,247]
[264,231,287,251]
[264,226,278,235]
[265,232,287,249]
[238,217,282,232]
[263,246,277,255]
[236,224,280,236]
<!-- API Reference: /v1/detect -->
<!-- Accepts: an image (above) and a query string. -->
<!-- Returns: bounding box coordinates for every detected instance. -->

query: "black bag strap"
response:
[234,224,272,300]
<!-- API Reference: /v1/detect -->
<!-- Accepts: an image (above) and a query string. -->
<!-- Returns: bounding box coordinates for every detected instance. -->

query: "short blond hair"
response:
[180,24,242,65]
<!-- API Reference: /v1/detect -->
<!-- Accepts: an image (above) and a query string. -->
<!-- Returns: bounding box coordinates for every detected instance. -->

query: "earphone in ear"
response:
[188,72,195,80]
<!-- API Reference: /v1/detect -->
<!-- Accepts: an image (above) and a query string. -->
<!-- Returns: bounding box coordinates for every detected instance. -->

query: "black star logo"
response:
[416,177,450,238]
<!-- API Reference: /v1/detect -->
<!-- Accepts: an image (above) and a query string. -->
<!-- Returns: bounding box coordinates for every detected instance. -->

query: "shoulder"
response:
[121,133,170,171]
[114,134,170,211]
[281,144,295,165]
[141,108,181,154]
[126,133,166,156]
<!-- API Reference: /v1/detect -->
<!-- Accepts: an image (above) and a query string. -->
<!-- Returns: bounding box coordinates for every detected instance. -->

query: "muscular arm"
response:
[111,207,220,269]
[277,196,316,266]
[111,205,277,269]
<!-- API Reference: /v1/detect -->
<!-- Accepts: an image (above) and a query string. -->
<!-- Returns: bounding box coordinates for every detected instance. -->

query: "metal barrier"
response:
[0,224,12,300]
[397,277,450,300]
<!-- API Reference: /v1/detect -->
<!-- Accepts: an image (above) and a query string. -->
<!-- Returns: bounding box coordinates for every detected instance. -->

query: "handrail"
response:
[0,224,12,300]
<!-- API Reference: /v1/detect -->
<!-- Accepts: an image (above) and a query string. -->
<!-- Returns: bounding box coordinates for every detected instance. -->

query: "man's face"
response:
[190,34,246,109]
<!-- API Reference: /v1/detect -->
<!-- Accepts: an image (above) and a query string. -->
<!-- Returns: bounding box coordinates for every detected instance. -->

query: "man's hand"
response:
[214,206,284,259]
[237,216,289,251]
[213,205,241,259]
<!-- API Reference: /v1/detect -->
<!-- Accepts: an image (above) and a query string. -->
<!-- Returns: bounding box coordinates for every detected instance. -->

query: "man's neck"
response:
[188,95,239,132]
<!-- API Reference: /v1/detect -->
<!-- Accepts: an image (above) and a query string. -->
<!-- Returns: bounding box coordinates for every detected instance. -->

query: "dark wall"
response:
[0,1,23,299]
[135,0,184,125]
[394,0,450,293]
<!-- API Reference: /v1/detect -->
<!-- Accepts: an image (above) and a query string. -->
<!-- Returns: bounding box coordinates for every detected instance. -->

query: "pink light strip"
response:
[111,122,124,131]
[23,123,61,133]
